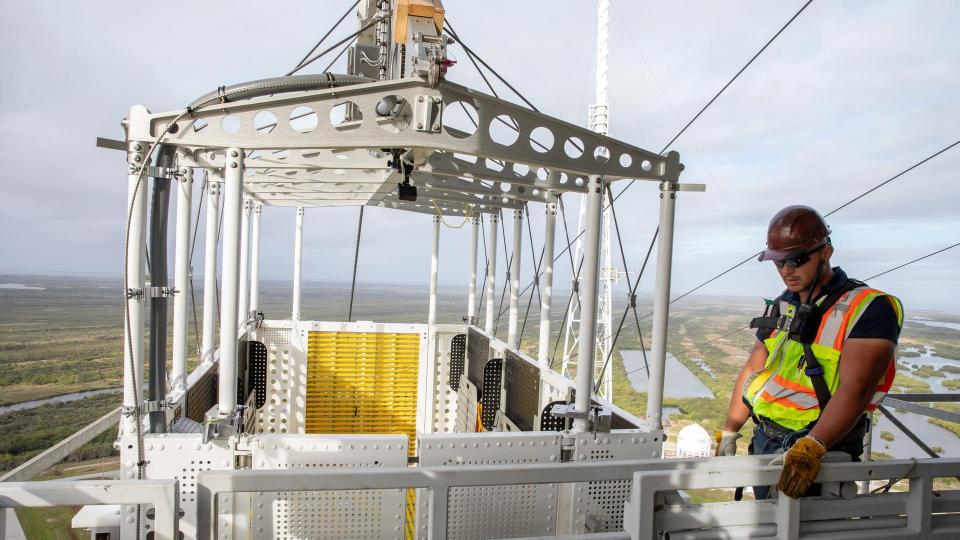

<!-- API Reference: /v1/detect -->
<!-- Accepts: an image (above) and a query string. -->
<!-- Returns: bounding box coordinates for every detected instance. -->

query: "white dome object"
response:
[676,423,712,458]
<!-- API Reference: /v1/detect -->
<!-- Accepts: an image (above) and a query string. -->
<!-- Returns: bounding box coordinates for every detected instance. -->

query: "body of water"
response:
[909,318,960,332]
[0,388,121,415]
[621,350,714,398]
[900,347,959,393]
[0,283,45,290]
[872,408,960,459]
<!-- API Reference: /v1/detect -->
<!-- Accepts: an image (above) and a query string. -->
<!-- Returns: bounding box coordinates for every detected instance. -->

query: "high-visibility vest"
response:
[743,286,904,432]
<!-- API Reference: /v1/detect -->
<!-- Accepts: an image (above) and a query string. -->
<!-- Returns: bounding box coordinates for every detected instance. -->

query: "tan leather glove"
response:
[714,430,742,456]
[773,436,827,498]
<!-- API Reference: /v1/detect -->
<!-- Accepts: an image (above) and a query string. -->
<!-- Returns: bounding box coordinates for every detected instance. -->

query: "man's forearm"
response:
[722,341,768,432]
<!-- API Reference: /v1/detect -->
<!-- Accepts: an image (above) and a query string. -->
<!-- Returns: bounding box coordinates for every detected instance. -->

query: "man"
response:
[715,205,903,499]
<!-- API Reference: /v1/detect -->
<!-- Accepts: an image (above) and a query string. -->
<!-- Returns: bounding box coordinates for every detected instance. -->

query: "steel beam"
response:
[171,166,193,394]
[200,178,221,364]
[292,207,304,320]
[467,215,480,324]
[646,181,678,431]
[217,148,244,416]
[249,203,262,313]
[508,208,524,348]
[123,140,148,438]
[429,215,440,325]
[237,199,251,327]
[484,213,499,333]
[573,176,604,432]
[538,197,557,367]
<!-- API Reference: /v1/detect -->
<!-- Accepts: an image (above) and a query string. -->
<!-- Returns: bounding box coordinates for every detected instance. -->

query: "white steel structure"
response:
[6,3,953,540]
[562,0,618,400]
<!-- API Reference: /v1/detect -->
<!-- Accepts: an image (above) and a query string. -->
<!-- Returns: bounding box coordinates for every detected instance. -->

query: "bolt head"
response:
[230,150,239,158]
[230,162,238,168]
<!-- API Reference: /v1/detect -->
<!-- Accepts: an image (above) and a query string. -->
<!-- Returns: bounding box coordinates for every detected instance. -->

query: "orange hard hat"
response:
[758,205,831,261]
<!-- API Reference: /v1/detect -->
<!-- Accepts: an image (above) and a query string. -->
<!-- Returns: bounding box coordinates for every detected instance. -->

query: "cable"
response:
[290,0,361,73]
[287,15,384,76]
[865,241,960,281]
[825,138,960,217]
[444,19,540,112]
[346,206,364,322]
[623,325,752,378]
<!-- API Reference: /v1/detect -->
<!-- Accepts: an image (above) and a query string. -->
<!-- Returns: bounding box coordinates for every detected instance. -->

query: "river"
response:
[620,350,714,398]
[0,388,121,415]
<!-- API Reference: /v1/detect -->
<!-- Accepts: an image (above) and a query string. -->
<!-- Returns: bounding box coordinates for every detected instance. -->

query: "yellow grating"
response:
[305,331,420,456]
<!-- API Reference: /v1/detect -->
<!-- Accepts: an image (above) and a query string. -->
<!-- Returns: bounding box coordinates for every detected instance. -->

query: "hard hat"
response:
[758,205,831,262]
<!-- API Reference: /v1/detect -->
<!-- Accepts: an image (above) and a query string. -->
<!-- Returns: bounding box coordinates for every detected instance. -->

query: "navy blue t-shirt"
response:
[755,267,901,344]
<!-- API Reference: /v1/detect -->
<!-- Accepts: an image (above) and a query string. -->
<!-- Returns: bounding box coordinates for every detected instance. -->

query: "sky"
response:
[1,1,958,313]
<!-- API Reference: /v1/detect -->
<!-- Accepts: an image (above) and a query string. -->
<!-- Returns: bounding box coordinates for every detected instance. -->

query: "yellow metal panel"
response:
[305,331,420,456]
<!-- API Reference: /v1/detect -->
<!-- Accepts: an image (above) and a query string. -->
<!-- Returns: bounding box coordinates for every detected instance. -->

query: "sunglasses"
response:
[767,242,829,269]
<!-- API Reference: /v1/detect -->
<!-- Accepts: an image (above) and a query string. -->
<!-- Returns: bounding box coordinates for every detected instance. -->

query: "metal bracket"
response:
[549,403,612,434]
[414,94,443,133]
[126,288,144,299]
[147,286,178,298]
[143,400,166,413]
[144,165,181,180]
[203,405,241,443]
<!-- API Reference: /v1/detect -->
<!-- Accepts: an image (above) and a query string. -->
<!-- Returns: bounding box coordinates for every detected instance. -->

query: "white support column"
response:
[428,215,440,325]
[467,215,479,324]
[537,197,557,367]
[171,166,193,394]
[646,181,678,431]
[484,213,499,333]
[573,176,604,433]
[218,148,244,416]
[200,177,221,363]
[237,199,251,328]
[292,207,304,320]
[507,208,523,348]
[122,141,149,436]
[249,203,263,314]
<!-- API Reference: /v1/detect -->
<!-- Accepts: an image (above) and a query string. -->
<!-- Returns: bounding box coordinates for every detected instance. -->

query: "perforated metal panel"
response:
[455,379,479,433]
[120,433,233,540]
[415,432,562,540]
[466,328,489,387]
[247,340,268,409]
[186,363,217,422]
[431,330,460,433]
[251,434,408,540]
[305,330,420,455]
[480,358,503,430]
[503,351,540,431]
[255,324,300,434]
[539,401,567,432]
[569,430,663,533]
[449,333,466,391]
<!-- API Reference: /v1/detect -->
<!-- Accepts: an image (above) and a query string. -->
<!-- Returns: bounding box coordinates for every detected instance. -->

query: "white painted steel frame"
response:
[484,213,499,333]
[538,197,557,367]
[429,215,440,325]
[192,455,807,540]
[0,480,179,540]
[217,148,244,416]
[237,199,251,327]
[201,178,221,364]
[508,207,524,348]
[123,140,148,437]
[292,207,304,320]
[171,166,193,394]
[467,215,479,324]
[249,203,262,313]
[573,176,604,432]
[626,458,960,540]
[646,181,677,430]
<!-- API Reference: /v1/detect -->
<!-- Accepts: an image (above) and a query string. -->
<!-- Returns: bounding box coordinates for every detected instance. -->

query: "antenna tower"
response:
[561,0,618,400]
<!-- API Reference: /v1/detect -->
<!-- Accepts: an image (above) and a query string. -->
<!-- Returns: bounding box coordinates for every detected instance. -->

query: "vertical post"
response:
[507,208,523,348]
[200,177,221,363]
[249,203,262,314]
[646,180,678,431]
[538,196,557,367]
[428,215,440,325]
[484,213,499,333]
[171,166,193,394]
[218,148,244,416]
[292,207,304,320]
[237,199,251,327]
[573,176,604,433]
[466,215,479,324]
[123,141,149,436]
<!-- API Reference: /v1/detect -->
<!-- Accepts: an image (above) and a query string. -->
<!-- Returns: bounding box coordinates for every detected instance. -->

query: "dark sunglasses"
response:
[767,242,829,269]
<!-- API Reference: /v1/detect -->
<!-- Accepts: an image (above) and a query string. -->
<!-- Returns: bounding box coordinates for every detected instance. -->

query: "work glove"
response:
[714,430,742,456]
[771,436,826,498]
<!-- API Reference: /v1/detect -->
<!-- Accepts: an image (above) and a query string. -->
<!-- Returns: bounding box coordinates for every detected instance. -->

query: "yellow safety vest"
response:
[743,286,903,432]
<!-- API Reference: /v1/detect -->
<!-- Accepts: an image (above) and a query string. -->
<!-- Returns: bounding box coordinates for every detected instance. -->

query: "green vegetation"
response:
[890,373,931,393]
[871,451,894,460]
[911,365,938,379]
[943,378,960,390]
[15,505,85,540]
[939,364,960,374]
[931,445,944,454]
[879,431,894,442]
[928,402,960,437]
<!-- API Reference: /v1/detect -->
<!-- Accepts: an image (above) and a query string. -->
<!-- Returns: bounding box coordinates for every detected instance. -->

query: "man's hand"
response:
[773,436,826,497]
[714,430,742,456]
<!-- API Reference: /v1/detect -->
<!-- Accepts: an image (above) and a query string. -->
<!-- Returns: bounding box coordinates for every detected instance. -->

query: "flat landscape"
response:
[1,273,958,533]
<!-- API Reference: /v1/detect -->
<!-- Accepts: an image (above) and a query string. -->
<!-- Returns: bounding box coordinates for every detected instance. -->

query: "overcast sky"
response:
[1,1,958,313]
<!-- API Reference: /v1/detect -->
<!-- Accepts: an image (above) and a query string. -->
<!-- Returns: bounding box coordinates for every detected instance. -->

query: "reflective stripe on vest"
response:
[744,286,902,430]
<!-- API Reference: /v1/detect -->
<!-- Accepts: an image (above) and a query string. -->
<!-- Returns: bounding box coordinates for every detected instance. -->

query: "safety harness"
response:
[749,277,865,411]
